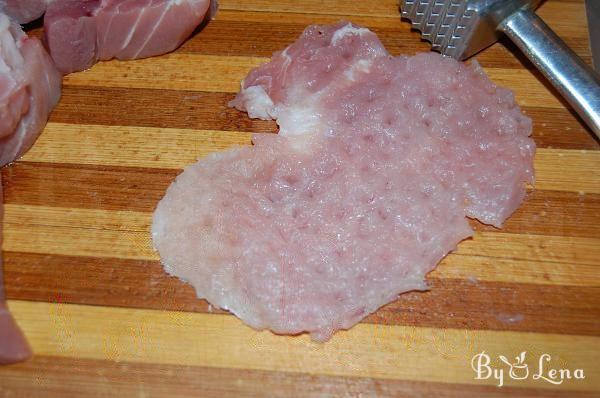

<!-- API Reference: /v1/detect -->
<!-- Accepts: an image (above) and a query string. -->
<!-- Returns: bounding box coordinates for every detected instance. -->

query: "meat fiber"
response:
[0,0,49,24]
[0,183,32,364]
[44,0,215,74]
[152,22,535,341]
[0,13,62,167]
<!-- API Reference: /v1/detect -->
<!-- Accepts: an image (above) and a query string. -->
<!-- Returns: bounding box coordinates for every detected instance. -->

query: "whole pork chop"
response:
[152,22,535,341]
[0,0,49,24]
[44,0,215,74]
[0,13,62,167]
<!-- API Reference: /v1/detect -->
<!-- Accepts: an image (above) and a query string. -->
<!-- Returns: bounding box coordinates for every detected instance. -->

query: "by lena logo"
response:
[471,351,585,387]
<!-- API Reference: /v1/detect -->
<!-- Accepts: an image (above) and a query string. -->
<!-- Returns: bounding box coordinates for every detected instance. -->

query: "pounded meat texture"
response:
[44,0,214,74]
[231,22,535,227]
[0,13,62,167]
[0,183,32,364]
[154,133,475,341]
[0,0,49,24]
[153,22,535,341]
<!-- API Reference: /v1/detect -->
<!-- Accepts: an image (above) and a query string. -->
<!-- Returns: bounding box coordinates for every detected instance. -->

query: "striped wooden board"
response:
[1,0,599,396]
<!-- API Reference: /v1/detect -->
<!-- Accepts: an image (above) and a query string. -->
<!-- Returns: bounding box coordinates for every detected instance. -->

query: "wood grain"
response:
[2,356,595,398]
[7,300,600,390]
[3,204,599,286]
[44,86,599,149]
[17,123,600,195]
[5,252,599,336]
[61,54,574,110]
[1,0,598,396]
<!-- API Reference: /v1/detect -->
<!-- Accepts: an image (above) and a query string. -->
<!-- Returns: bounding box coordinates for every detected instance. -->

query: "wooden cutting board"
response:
[1,0,599,396]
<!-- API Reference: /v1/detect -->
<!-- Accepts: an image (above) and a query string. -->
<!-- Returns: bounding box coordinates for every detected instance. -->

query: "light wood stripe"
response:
[4,206,156,261]
[536,1,590,39]
[533,149,600,195]
[484,68,563,109]
[21,123,600,194]
[62,54,264,93]
[4,204,599,287]
[22,123,251,169]
[7,300,599,390]
[62,54,568,109]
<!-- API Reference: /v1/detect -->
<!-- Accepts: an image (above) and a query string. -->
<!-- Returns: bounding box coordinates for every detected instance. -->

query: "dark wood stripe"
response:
[50,86,598,150]
[50,87,278,134]
[4,163,599,239]
[2,162,177,213]
[0,355,592,398]
[525,107,599,150]
[5,252,599,336]
[471,189,600,239]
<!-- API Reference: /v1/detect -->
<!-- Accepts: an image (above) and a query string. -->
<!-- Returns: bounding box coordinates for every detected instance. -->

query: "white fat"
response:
[0,14,8,31]
[280,47,291,63]
[0,18,25,73]
[277,101,322,137]
[240,85,275,120]
[343,59,373,81]
[331,24,370,46]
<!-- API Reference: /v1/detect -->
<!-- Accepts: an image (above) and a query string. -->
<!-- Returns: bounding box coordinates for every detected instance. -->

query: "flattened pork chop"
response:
[153,22,535,341]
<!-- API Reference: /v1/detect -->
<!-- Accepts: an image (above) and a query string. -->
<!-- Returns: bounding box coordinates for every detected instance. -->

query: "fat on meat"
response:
[152,22,535,341]
[0,13,62,167]
[0,0,49,24]
[44,0,215,74]
[0,182,32,364]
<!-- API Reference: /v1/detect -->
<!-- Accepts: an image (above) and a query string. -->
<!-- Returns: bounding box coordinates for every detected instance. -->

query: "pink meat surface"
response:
[152,22,535,341]
[44,0,214,74]
[0,13,62,167]
[0,0,48,24]
[0,182,32,364]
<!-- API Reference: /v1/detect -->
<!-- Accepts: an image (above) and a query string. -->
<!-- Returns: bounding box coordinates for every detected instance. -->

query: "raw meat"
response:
[44,0,215,74]
[0,13,61,165]
[231,22,535,227]
[0,13,62,167]
[152,22,535,341]
[0,183,32,364]
[0,0,48,24]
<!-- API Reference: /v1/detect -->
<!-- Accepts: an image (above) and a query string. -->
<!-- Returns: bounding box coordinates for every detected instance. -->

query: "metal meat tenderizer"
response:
[400,0,600,139]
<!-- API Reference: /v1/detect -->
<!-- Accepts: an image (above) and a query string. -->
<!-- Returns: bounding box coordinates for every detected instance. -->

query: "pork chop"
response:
[0,0,48,24]
[152,22,535,341]
[0,13,62,167]
[44,0,215,74]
